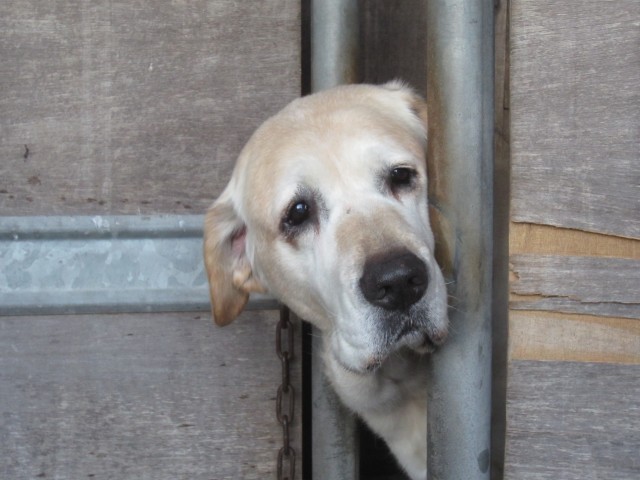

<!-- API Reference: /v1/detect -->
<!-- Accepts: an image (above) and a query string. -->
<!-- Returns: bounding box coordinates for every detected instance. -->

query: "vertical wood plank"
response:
[510,0,640,238]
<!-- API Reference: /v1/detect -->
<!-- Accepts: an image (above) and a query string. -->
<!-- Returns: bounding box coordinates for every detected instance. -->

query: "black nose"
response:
[359,251,428,311]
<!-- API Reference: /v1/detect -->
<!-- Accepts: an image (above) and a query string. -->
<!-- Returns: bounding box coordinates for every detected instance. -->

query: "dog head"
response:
[204,82,448,373]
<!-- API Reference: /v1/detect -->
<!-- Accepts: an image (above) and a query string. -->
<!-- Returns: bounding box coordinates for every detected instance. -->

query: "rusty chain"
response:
[276,306,295,480]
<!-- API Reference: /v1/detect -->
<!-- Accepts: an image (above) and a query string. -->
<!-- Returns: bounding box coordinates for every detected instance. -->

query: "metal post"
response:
[425,1,494,479]
[311,0,359,92]
[310,1,360,479]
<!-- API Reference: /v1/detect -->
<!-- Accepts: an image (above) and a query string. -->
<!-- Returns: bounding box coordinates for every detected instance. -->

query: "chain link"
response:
[276,306,295,480]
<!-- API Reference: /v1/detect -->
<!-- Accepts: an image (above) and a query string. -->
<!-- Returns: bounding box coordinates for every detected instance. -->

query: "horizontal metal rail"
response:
[0,215,278,316]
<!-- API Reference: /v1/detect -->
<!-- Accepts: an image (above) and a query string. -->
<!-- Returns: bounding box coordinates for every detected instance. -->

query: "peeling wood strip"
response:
[510,223,640,259]
[509,310,640,364]
[510,296,640,320]
[510,255,640,319]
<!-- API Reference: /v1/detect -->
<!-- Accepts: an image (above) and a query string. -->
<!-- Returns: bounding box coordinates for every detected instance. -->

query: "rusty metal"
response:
[276,306,296,480]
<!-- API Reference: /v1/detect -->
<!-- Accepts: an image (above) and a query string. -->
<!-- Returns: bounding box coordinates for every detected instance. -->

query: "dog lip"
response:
[421,334,439,351]
[334,356,376,376]
[393,325,447,354]
[333,351,385,376]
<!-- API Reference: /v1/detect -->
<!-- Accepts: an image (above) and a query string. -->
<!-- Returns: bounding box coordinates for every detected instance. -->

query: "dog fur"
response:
[203,82,449,480]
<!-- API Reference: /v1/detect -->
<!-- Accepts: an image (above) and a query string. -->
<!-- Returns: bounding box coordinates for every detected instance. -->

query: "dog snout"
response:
[359,250,428,311]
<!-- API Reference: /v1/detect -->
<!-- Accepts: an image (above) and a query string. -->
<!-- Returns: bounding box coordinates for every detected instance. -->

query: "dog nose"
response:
[359,251,428,310]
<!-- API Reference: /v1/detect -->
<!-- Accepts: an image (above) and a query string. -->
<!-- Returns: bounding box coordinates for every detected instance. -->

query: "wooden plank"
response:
[0,1,300,216]
[509,310,640,363]
[505,360,640,480]
[510,0,640,239]
[0,311,302,479]
[510,223,640,259]
[510,254,640,319]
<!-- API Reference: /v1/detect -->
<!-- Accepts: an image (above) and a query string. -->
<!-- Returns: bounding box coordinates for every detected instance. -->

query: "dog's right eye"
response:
[284,201,311,228]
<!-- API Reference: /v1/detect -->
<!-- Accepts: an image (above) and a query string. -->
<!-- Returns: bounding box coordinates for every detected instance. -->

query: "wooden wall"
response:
[0,0,300,216]
[0,1,302,479]
[0,312,303,480]
[506,1,640,478]
[2,1,639,478]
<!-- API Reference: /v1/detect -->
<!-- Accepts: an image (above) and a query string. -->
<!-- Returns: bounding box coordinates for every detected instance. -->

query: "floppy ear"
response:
[203,194,266,326]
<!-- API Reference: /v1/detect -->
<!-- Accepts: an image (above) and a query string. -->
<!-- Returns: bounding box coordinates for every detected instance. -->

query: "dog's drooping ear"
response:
[203,194,266,326]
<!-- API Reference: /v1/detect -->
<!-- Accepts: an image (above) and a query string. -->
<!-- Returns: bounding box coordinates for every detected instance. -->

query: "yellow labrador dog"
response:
[204,82,448,480]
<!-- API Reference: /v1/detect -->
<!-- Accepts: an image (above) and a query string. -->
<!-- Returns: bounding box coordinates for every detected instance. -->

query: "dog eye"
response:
[284,201,311,227]
[389,167,417,190]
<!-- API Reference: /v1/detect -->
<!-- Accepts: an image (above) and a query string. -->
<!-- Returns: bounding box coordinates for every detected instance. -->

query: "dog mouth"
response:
[334,327,447,376]
[389,318,447,353]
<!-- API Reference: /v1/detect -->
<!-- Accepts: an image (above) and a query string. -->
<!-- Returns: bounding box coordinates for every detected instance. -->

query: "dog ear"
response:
[408,93,428,135]
[203,194,266,326]
[383,80,428,136]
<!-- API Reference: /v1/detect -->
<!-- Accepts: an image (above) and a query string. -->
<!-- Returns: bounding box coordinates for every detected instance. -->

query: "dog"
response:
[203,81,449,480]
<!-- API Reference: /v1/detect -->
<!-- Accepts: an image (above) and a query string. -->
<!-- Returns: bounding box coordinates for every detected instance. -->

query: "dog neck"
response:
[320,337,428,479]
[320,337,428,415]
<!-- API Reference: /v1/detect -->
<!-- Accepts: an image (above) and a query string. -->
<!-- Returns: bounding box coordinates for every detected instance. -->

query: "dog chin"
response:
[333,353,384,376]
[333,332,438,376]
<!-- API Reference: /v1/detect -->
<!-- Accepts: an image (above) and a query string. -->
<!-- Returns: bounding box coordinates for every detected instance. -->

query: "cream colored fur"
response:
[203,82,449,480]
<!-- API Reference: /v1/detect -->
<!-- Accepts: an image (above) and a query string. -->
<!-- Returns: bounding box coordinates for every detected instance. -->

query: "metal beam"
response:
[425,1,494,479]
[0,215,278,316]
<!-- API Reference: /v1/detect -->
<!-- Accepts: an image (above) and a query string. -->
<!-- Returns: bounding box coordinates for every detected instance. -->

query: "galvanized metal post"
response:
[310,1,360,479]
[425,1,494,479]
[311,0,359,92]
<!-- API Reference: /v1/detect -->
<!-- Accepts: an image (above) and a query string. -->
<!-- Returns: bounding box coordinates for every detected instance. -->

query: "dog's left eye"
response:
[284,201,311,227]
[389,167,417,191]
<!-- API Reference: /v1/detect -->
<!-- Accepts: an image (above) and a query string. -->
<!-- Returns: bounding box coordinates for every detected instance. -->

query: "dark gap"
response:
[490,1,510,479]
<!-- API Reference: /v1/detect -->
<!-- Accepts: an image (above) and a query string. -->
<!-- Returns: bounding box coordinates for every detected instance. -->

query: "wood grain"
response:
[0,311,302,479]
[510,0,640,239]
[0,1,300,216]
[510,254,640,319]
[509,310,640,363]
[506,3,640,479]
[505,360,640,480]
[510,223,640,259]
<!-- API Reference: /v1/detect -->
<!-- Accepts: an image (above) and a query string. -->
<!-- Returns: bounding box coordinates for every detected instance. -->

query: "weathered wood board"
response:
[505,361,640,480]
[510,223,640,258]
[510,254,640,319]
[0,311,302,480]
[509,310,640,364]
[507,1,640,478]
[0,1,300,216]
[510,0,640,239]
